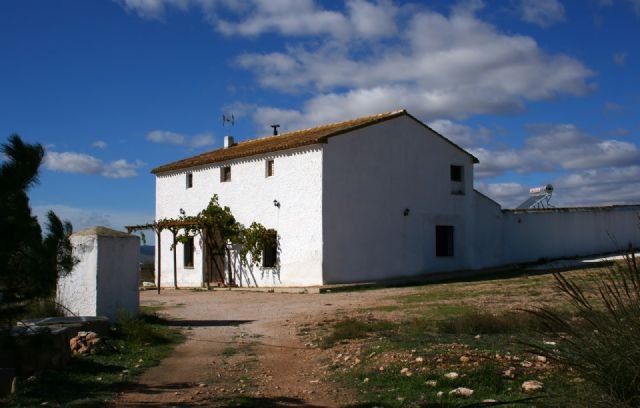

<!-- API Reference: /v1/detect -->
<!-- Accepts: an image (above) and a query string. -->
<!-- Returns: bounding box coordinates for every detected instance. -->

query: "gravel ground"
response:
[114,287,410,407]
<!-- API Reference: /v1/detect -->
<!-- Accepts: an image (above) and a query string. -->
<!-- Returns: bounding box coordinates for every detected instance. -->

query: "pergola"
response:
[125,219,208,294]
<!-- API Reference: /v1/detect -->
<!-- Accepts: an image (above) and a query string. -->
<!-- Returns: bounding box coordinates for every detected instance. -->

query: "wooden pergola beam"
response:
[125,219,204,294]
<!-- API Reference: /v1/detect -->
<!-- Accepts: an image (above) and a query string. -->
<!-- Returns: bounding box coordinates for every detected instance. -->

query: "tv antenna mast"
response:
[222,114,235,127]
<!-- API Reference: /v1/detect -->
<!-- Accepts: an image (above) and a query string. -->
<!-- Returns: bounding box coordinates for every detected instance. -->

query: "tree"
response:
[0,135,76,328]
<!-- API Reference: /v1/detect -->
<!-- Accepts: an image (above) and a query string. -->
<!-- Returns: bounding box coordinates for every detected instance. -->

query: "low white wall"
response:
[96,235,140,320]
[57,227,139,321]
[469,191,504,269]
[502,206,640,264]
[57,234,99,317]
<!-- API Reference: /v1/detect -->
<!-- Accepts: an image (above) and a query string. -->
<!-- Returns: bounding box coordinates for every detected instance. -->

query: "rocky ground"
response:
[114,287,412,407]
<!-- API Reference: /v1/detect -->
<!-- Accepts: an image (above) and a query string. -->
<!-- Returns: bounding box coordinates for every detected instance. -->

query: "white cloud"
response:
[518,0,566,27]
[609,127,630,136]
[469,147,522,178]
[603,102,625,113]
[44,151,145,178]
[471,124,640,178]
[32,204,154,232]
[215,0,351,38]
[146,130,186,145]
[475,181,528,207]
[190,133,215,147]
[236,6,592,128]
[428,119,492,149]
[553,165,640,206]
[613,51,627,66]
[45,152,103,174]
[117,0,168,19]
[145,130,215,147]
[93,140,108,149]
[477,165,640,209]
[118,1,594,149]
[347,0,398,39]
[103,159,147,178]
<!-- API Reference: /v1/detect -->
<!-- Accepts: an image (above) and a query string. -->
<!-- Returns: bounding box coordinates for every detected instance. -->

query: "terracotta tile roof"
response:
[151,109,478,174]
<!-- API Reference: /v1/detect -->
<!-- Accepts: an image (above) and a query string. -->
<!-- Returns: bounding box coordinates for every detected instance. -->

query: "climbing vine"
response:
[170,195,274,280]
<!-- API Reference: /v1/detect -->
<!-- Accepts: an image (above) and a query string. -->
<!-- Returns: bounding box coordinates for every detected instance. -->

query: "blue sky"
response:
[1,0,639,232]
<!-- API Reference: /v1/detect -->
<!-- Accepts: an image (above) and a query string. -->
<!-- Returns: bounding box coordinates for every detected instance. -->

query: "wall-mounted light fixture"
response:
[273,199,280,208]
[403,208,410,216]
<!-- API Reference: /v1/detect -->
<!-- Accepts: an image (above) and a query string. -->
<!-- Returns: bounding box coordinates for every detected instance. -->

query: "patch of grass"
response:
[19,299,66,320]
[412,303,473,321]
[317,265,618,407]
[6,310,183,407]
[337,342,583,408]
[526,253,640,407]
[223,347,239,357]
[322,318,395,348]
[436,310,548,334]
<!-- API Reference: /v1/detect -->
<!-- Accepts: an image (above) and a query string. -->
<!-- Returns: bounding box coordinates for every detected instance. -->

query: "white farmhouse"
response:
[152,109,640,288]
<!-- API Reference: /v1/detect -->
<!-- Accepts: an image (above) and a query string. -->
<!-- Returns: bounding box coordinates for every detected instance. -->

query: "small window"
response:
[183,236,195,268]
[265,159,274,177]
[262,230,277,268]
[220,166,231,182]
[186,173,193,189]
[435,225,454,257]
[450,165,463,182]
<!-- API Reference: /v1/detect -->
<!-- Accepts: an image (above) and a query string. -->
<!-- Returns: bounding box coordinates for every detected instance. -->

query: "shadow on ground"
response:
[161,319,254,328]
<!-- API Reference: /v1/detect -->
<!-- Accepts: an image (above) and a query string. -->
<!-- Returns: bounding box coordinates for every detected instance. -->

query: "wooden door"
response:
[203,231,226,287]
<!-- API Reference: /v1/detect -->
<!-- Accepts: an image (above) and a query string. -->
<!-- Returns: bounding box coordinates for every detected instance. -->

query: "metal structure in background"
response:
[516,184,554,209]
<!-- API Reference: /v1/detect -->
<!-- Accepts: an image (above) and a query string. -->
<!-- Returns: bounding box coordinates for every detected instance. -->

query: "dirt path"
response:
[115,288,408,407]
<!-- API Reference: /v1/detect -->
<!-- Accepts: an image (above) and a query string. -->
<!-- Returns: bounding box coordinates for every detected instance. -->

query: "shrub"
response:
[528,252,640,407]
[323,318,395,347]
[437,310,547,334]
[113,312,173,345]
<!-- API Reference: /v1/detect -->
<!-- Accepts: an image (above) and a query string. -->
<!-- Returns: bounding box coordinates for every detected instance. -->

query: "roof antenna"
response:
[222,114,235,127]
[271,124,280,136]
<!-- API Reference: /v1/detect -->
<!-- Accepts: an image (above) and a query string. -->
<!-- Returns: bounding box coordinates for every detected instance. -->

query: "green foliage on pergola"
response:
[126,195,275,292]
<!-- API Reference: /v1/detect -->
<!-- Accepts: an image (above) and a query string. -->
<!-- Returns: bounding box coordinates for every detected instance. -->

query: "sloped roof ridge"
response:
[151,109,407,174]
[276,108,406,139]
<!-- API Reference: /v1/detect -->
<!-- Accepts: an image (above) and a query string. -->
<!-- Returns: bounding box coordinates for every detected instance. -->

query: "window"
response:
[262,230,278,268]
[183,236,195,268]
[450,165,463,182]
[220,166,231,182]
[186,172,193,189]
[265,159,274,177]
[450,165,465,195]
[435,225,454,257]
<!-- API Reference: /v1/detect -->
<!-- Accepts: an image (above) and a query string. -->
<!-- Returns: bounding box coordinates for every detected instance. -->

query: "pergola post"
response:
[155,227,162,294]
[169,227,179,289]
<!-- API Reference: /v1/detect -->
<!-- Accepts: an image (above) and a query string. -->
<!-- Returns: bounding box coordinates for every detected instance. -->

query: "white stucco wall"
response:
[96,236,140,320]
[57,234,99,317]
[57,227,140,321]
[155,146,324,287]
[322,115,477,283]
[469,191,504,269]
[502,206,640,264]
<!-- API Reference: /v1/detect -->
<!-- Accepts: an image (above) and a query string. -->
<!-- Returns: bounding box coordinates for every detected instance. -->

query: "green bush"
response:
[437,310,547,334]
[529,252,640,407]
[323,318,395,347]
[112,312,173,345]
